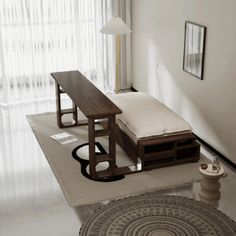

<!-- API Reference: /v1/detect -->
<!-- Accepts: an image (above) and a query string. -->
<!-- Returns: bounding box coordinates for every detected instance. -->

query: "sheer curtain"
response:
[0,1,131,203]
[0,0,116,105]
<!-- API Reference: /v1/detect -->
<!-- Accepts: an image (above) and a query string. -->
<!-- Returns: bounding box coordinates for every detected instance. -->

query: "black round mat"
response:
[79,194,236,236]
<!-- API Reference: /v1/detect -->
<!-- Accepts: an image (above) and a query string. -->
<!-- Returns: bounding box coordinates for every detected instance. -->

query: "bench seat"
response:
[109,92,192,143]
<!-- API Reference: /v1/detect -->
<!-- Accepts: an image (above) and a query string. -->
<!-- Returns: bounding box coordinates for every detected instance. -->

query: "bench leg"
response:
[108,115,116,172]
[88,115,118,179]
[55,82,78,128]
[88,118,96,179]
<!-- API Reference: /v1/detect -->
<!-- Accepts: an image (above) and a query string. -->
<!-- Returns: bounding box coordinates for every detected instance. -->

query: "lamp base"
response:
[113,88,120,94]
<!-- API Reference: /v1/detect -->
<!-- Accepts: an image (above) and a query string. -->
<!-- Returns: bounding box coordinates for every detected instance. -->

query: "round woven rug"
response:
[79,194,236,236]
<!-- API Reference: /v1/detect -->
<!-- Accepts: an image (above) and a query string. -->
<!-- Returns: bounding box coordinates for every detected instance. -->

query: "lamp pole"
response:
[100,16,131,93]
[115,35,121,93]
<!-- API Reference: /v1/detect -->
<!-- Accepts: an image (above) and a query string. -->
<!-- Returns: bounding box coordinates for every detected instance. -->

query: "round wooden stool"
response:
[199,163,224,204]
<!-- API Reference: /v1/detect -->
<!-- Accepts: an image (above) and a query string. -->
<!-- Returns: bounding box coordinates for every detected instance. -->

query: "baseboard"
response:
[194,133,236,170]
[130,86,138,92]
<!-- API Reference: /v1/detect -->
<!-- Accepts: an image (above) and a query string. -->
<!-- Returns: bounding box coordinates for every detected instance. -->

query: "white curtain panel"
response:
[0,0,123,105]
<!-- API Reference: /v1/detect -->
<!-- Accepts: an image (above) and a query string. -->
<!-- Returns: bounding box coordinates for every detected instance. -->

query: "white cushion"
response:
[109,92,192,142]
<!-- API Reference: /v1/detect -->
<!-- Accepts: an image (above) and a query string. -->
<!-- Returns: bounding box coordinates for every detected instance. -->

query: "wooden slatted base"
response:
[116,125,200,171]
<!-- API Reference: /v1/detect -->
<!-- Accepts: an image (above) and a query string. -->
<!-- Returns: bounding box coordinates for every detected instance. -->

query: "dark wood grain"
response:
[52,70,124,180]
[115,124,138,161]
[55,83,78,128]
[116,125,200,170]
[51,71,122,118]
[88,118,96,179]
[108,115,116,170]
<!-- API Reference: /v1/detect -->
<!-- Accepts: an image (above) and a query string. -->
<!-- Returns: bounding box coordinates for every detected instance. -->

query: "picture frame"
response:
[183,21,206,80]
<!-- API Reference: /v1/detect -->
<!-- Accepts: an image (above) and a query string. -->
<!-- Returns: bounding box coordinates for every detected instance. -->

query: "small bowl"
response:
[200,163,208,170]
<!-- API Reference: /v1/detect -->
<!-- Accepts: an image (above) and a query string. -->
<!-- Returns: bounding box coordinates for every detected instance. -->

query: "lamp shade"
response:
[100,16,131,35]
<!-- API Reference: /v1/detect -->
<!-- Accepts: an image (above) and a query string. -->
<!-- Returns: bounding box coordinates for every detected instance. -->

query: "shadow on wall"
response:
[143,37,230,158]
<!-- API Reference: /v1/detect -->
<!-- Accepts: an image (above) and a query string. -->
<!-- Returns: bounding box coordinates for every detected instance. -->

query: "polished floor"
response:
[0,102,80,236]
[0,102,236,236]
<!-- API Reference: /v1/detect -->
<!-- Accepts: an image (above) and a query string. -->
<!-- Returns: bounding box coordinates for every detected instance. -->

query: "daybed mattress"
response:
[108,92,192,143]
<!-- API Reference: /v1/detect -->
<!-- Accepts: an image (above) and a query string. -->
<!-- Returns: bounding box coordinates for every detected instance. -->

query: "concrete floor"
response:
[0,102,236,236]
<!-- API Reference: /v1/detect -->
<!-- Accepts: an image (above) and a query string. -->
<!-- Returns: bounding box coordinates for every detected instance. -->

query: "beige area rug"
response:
[28,112,206,207]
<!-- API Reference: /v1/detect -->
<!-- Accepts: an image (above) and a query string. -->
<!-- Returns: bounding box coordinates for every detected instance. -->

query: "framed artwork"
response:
[183,21,206,80]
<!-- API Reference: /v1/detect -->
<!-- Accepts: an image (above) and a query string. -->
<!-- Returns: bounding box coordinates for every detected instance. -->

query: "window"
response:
[0,0,112,103]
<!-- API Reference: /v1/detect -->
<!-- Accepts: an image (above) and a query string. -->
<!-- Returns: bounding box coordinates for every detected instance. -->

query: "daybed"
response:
[109,92,200,170]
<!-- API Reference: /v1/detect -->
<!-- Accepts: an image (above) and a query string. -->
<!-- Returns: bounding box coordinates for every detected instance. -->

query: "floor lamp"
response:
[100,16,131,93]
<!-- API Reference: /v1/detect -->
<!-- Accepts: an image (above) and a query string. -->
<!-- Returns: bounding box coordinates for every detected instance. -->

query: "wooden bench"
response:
[51,71,138,180]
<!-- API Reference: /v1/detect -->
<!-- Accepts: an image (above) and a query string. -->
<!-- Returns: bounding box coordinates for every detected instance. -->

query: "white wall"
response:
[132,0,236,163]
